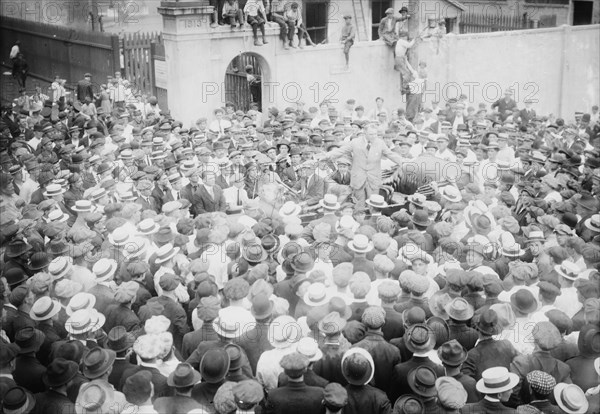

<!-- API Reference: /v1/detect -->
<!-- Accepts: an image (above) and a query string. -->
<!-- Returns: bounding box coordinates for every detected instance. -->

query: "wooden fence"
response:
[459,13,548,33]
[121,32,162,96]
[0,16,120,98]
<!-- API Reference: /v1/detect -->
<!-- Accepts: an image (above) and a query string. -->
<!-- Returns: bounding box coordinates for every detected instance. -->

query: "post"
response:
[157,0,216,124]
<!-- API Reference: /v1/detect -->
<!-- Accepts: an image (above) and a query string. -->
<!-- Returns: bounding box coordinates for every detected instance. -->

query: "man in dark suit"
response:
[32,358,78,414]
[264,353,324,414]
[180,169,202,217]
[461,309,518,381]
[151,172,173,213]
[14,327,47,393]
[194,171,227,214]
[76,73,94,103]
[519,99,537,125]
[389,324,444,402]
[106,327,137,390]
[491,89,518,121]
[135,179,160,213]
[292,160,326,207]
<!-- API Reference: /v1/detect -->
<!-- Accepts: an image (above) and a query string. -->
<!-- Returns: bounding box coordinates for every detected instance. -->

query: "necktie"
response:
[237,189,241,206]
[366,142,371,152]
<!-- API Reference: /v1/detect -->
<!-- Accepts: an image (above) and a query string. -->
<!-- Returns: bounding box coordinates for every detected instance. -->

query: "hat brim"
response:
[66,294,97,316]
[347,241,374,254]
[476,372,520,394]
[553,383,589,414]
[30,301,62,321]
[501,248,525,258]
[212,321,241,339]
[554,265,578,281]
[407,369,437,398]
[3,389,36,414]
[303,292,331,307]
[411,217,431,227]
[405,333,436,354]
[167,370,202,388]
[17,331,45,354]
[155,247,180,264]
[584,219,600,233]
[65,312,105,334]
[83,352,117,379]
[319,200,341,210]
[366,200,389,209]
[94,263,118,283]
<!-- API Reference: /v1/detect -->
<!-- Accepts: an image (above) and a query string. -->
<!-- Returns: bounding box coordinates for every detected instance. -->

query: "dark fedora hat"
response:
[224,343,243,371]
[200,349,230,384]
[14,327,45,354]
[42,358,79,388]
[408,366,438,398]
[82,348,117,379]
[167,363,202,388]
[29,252,51,271]
[54,340,85,363]
[4,268,27,288]
[438,339,468,367]
[405,324,436,353]
[5,239,32,258]
[411,210,431,228]
[2,386,36,414]
[107,326,135,353]
[510,289,538,315]
[476,309,500,336]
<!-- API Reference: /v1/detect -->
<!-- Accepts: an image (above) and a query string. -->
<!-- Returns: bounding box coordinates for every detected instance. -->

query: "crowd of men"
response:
[0,67,600,414]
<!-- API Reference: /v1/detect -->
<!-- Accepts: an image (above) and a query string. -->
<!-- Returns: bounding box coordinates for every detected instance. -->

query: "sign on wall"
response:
[154,59,168,89]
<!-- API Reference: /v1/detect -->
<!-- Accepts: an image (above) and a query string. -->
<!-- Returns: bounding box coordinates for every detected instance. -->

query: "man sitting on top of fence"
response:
[222,0,244,29]
[244,0,269,46]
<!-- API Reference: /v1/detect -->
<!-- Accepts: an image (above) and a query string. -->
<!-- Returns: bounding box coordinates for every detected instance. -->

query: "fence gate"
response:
[121,32,162,96]
[224,53,263,112]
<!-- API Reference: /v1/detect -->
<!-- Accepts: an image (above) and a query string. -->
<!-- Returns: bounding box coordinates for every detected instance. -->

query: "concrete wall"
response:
[160,7,599,127]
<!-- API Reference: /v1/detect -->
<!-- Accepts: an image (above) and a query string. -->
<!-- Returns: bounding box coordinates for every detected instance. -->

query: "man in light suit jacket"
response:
[194,171,227,214]
[325,126,404,207]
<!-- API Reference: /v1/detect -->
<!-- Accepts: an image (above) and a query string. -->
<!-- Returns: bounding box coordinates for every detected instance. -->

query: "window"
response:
[372,0,392,40]
[305,2,328,44]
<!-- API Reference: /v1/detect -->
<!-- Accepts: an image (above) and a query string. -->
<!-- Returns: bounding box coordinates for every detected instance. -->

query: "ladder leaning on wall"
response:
[352,0,369,41]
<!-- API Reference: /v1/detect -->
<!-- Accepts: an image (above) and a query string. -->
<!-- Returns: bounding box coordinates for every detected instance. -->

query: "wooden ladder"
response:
[352,0,369,41]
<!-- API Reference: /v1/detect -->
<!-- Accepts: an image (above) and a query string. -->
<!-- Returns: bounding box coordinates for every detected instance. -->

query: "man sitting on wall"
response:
[244,0,269,46]
[222,0,244,29]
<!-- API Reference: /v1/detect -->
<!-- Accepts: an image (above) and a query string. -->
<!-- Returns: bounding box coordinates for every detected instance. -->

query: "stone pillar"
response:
[158,1,217,125]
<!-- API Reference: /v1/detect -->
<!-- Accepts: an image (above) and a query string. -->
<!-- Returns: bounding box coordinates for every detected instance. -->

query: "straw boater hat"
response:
[347,234,373,254]
[155,243,180,264]
[92,259,118,283]
[476,367,519,394]
[584,214,600,233]
[29,297,62,321]
[553,383,589,414]
[71,200,96,213]
[279,201,302,218]
[319,194,341,210]
[66,293,96,316]
[366,194,388,209]
[65,309,106,335]
[43,183,66,197]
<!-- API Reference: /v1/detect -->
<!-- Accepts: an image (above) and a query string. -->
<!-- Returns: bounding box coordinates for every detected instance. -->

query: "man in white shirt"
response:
[435,135,456,162]
[223,172,250,213]
[209,108,233,136]
[244,0,269,46]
